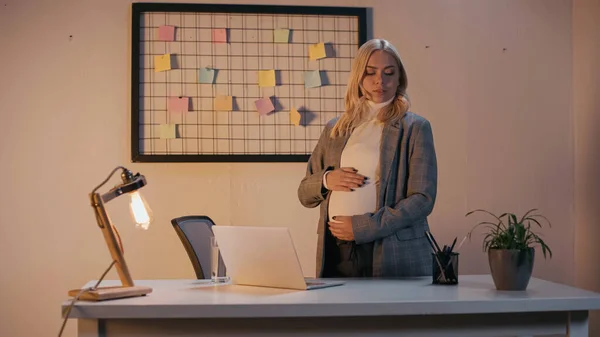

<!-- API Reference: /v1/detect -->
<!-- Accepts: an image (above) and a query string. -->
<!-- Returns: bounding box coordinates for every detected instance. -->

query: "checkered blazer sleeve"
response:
[298,125,334,209]
[352,119,438,243]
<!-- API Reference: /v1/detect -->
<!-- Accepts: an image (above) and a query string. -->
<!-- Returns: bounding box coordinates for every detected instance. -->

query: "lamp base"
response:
[68,285,152,301]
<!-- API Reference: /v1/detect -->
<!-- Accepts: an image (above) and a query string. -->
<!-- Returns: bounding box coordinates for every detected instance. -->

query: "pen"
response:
[429,231,443,253]
[425,231,448,282]
[449,237,457,253]
[455,236,467,252]
[431,251,447,282]
[424,231,440,253]
[436,235,466,282]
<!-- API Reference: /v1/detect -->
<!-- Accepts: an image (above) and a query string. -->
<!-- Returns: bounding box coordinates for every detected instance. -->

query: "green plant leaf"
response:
[465,208,552,259]
[509,213,519,227]
[527,217,544,228]
[528,214,552,228]
[466,209,506,228]
[519,208,538,223]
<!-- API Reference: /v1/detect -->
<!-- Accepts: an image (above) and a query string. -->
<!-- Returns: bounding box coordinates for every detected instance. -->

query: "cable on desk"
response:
[57,260,117,337]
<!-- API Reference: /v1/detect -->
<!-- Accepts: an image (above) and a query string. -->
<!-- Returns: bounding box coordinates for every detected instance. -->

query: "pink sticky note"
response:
[212,28,227,43]
[255,97,275,116]
[158,25,175,41]
[168,97,189,112]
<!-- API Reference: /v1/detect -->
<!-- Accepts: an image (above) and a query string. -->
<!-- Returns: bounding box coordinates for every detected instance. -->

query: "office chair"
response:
[171,215,226,279]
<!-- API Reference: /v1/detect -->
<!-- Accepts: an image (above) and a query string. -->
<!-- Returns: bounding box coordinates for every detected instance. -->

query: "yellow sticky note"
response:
[309,42,327,60]
[214,95,233,111]
[274,29,290,43]
[154,54,172,72]
[159,124,176,139]
[258,70,276,87]
[290,108,301,126]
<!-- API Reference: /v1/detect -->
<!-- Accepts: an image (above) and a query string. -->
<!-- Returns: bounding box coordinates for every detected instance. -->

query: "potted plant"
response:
[466,208,552,291]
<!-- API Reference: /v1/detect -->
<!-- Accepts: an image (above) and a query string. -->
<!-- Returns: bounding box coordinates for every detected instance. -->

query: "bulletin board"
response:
[131,3,367,162]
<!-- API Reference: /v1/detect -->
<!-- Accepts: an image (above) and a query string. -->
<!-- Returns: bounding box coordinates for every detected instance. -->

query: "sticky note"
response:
[274,29,290,43]
[290,108,301,126]
[212,28,227,43]
[255,97,275,116]
[214,95,233,111]
[309,42,327,60]
[199,68,215,84]
[158,25,175,41]
[258,70,276,87]
[168,97,189,112]
[159,124,177,139]
[304,70,322,88]
[154,54,171,72]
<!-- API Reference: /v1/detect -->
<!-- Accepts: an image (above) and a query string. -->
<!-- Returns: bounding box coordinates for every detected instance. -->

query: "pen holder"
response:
[432,252,459,285]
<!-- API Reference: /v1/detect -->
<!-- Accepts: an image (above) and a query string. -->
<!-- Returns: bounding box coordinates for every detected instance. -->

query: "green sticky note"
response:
[274,29,290,43]
[199,68,215,84]
[304,70,322,88]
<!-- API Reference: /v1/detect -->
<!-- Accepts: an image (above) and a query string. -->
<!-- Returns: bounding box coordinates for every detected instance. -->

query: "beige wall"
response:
[0,0,585,336]
[574,0,600,335]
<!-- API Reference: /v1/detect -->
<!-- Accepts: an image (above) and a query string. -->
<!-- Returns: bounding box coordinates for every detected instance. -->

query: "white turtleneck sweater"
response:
[325,97,394,223]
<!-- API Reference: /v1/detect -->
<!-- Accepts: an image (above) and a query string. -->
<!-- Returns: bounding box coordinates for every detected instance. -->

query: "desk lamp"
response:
[68,166,154,301]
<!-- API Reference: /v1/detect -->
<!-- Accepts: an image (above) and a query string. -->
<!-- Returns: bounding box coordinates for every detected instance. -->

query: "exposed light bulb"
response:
[129,191,153,230]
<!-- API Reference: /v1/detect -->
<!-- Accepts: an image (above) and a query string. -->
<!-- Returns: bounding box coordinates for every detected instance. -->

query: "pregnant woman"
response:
[297,38,438,278]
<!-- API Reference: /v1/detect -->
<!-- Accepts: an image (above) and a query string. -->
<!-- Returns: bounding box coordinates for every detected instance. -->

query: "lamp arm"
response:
[89,165,135,288]
[91,192,135,287]
[92,210,124,254]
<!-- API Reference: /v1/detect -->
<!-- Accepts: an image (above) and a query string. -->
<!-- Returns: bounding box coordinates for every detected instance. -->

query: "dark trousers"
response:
[322,229,373,278]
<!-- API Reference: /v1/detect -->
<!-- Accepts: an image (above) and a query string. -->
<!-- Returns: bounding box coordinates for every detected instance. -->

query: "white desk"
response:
[63,275,600,337]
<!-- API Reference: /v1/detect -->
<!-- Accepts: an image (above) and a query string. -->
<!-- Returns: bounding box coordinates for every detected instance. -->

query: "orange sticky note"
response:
[154,54,171,72]
[290,108,301,126]
[158,25,175,41]
[258,70,276,87]
[309,42,327,60]
[255,97,275,116]
[214,95,233,111]
[212,28,227,43]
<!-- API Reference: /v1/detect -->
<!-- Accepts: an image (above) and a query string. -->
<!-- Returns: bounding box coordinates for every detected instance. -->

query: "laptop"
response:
[211,226,345,290]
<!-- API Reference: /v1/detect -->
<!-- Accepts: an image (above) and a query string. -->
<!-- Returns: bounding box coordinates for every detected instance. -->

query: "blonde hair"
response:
[330,39,410,138]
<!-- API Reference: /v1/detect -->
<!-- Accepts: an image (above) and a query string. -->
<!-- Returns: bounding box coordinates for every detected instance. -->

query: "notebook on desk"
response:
[211,226,345,291]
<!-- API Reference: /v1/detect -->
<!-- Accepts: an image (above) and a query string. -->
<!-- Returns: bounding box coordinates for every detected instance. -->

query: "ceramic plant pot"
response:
[488,248,534,291]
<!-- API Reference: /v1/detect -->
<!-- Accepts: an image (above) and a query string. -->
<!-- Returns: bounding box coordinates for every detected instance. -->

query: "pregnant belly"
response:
[328,183,377,222]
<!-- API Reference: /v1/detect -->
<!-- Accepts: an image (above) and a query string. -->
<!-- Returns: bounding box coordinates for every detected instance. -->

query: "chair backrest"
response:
[171,215,226,279]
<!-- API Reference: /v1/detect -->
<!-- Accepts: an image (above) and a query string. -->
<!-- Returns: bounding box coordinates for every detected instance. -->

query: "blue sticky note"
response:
[199,68,215,84]
[304,70,322,88]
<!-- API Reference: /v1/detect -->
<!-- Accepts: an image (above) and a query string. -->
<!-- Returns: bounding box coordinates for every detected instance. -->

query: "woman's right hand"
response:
[325,167,367,192]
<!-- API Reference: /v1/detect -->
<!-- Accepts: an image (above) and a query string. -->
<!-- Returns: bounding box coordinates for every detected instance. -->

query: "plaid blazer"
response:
[298,112,438,278]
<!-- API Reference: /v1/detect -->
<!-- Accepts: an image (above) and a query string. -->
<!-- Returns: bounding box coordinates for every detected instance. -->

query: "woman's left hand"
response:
[328,216,354,241]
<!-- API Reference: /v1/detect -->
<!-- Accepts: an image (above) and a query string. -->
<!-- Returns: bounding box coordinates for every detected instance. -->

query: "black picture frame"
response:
[131,2,368,162]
